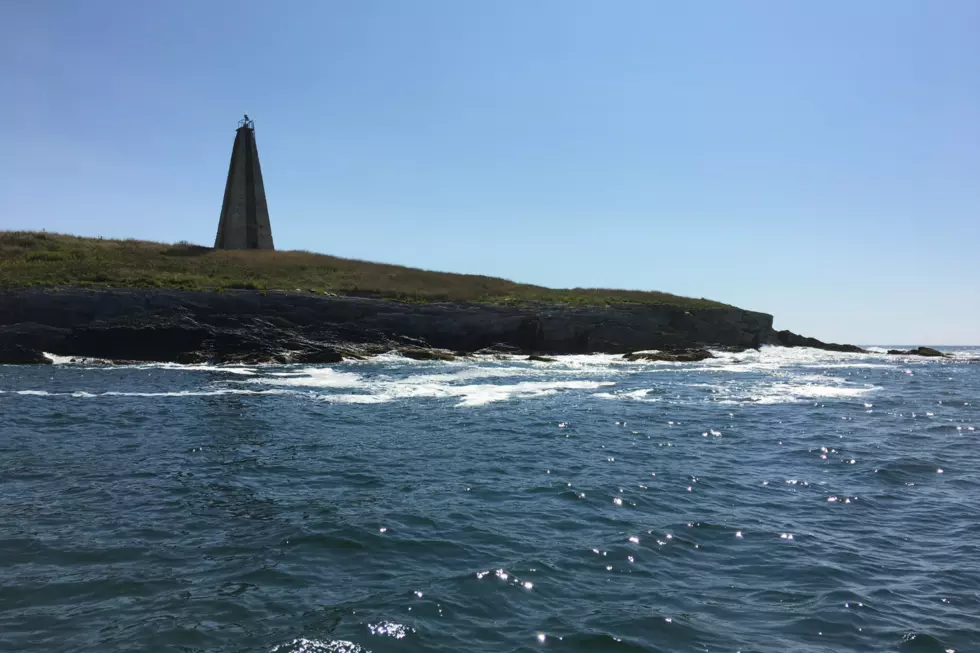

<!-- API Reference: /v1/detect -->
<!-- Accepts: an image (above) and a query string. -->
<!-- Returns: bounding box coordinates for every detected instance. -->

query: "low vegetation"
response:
[0,231,729,309]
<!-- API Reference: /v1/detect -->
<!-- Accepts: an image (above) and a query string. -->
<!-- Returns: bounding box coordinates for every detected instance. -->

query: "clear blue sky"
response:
[2,1,977,345]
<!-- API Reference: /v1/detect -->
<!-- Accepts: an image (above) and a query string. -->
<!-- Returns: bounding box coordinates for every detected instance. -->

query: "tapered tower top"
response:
[214,114,274,250]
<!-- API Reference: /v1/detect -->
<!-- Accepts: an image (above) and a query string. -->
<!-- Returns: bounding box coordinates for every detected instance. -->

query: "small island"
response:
[1,231,863,365]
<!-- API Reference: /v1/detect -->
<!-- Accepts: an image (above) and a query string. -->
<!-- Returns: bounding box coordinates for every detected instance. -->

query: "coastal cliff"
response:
[0,233,864,364]
[0,287,859,364]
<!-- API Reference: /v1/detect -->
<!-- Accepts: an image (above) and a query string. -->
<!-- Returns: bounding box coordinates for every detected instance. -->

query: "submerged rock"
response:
[887,347,946,358]
[623,348,715,362]
[527,355,558,362]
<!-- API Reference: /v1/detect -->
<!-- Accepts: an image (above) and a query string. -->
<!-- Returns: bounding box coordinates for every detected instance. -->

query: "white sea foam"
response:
[8,345,912,407]
[790,374,848,384]
[42,352,88,365]
[180,365,257,375]
[100,389,291,397]
[314,379,614,407]
[41,354,260,374]
[407,366,534,383]
[595,389,659,402]
[717,382,880,405]
[702,347,895,373]
[7,389,295,399]
[945,348,980,360]
[453,381,612,407]
[376,359,624,382]
[778,383,877,398]
[247,368,363,388]
[318,394,390,404]
[241,363,616,407]
[105,389,295,398]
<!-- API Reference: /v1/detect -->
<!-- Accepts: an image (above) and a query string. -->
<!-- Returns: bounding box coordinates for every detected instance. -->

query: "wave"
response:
[100,389,294,398]
[41,353,259,374]
[237,364,616,407]
[714,382,880,405]
[6,345,912,408]
[595,389,660,402]
[245,368,363,388]
[315,379,615,407]
[32,344,904,376]
[33,344,975,379]
[5,389,295,398]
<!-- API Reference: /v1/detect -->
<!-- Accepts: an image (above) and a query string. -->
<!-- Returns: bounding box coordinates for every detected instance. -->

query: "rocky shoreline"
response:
[2,287,866,365]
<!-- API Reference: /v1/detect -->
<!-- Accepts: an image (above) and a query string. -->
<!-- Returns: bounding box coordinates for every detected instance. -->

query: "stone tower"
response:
[214,114,275,250]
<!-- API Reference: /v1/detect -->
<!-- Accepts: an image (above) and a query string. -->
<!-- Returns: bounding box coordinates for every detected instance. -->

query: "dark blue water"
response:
[2,347,978,653]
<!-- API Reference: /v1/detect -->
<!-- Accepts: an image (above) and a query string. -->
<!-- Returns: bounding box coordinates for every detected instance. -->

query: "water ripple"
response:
[1,347,978,652]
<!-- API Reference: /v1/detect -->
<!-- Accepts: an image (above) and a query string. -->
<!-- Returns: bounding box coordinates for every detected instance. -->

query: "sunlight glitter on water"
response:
[366,622,413,639]
[3,346,979,653]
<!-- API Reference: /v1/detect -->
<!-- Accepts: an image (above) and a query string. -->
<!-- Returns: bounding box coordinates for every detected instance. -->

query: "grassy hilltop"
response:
[0,231,728,309]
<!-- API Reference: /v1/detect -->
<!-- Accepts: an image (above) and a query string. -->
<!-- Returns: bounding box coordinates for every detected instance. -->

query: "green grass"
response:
[0,231,730,309]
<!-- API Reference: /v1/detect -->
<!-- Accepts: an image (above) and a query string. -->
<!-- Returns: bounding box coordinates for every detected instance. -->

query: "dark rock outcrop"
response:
[527,355,558,363]
[887,347,946,358]
[398,347,456,361]
[770,330,867,354]
[0,343,52,365]
[293,348,344,364]
[0,287,861,364]
[623,348,715,362]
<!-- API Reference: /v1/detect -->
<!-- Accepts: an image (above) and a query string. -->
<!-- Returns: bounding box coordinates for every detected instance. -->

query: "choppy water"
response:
[2,347,979,653]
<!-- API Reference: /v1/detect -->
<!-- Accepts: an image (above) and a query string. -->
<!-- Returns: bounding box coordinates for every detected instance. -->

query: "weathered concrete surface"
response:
[214,119,274,250]
[0,288,804,364]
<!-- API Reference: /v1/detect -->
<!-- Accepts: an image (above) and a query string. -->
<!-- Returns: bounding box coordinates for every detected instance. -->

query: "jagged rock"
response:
[710,345,753,353]
[214,351,277,365]
[887,347,946,358]
[294,348,343,364]
[475,344,523,356]
[398,347,456,361]
[63,321,212,362]
[624,348,714,362]
[770,330,867,353]
[527,355,557,362]
[176,351,211,364]
[336,349,367,360]
[0,344,52,365]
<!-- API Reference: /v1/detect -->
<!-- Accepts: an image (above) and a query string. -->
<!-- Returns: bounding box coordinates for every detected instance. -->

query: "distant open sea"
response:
[2,347,978,653]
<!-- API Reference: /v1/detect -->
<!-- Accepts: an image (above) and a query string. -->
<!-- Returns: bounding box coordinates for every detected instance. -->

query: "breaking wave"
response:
[4,346,967,407]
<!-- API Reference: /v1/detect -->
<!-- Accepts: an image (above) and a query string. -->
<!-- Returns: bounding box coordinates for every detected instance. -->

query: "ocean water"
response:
[1,347,979,653]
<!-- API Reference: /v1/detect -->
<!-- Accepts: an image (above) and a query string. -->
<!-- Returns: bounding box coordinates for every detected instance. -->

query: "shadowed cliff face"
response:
[0,288,847,364]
